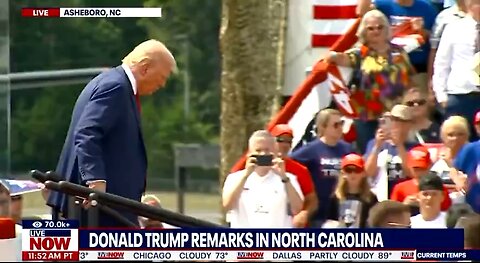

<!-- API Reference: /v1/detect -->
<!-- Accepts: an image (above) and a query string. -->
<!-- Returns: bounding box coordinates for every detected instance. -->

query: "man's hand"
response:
[356,0,374,16]
[390,129,404,146]
[272,157,286,177]
[83,181,106,208]
[292,210,309,228]
[37,183,50,202]
[449,168,468,193]
[374,128,387,147]
[245,155,258,177]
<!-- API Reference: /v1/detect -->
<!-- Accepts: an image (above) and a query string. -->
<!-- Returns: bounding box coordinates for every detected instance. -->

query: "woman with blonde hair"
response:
[431,116,470,204]
[325,9,415,153]
[326,153,378,228]
[439,116,470,167]
[291,108,353,227]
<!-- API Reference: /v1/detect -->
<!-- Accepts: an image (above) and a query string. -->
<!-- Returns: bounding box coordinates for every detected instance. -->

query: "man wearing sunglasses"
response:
[402,88,441,143]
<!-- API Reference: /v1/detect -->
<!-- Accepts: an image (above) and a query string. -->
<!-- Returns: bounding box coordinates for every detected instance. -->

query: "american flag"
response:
[311,0,358,47]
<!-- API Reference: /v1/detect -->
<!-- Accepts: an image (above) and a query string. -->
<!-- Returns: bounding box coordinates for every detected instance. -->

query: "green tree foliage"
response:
[9,0,221,184]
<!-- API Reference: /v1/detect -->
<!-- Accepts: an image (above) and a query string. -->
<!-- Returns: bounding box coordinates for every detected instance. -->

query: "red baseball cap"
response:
[407,145,432,169]
[475,110,480,125]
[341,153,365,169]
[271,124,293,137]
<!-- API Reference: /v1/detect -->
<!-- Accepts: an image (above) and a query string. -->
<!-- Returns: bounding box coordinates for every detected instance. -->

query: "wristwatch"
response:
[281,177,290,183]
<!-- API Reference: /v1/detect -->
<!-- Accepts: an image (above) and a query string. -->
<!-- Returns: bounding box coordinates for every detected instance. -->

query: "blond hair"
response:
[356,9,392,44]
[316,109,341,136]
[141,194,162,207]
[441,115,470,140]
[334,172,374,203]
[122,39,176,70]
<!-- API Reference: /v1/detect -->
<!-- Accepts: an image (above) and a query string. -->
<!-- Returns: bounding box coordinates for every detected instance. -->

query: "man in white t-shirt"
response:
[411,172,447,228]
[222,130,304,228]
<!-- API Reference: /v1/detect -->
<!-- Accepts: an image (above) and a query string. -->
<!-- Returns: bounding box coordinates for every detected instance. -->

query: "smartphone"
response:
[252,154,273,166]
[379,117,391,135]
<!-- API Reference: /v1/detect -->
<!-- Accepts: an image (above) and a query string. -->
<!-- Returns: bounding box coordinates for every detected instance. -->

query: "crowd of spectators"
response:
[222,0,480,245]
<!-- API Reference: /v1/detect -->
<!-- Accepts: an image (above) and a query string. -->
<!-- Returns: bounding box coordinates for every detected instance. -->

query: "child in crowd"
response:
[410,172,448,228]
[327,154,378,228]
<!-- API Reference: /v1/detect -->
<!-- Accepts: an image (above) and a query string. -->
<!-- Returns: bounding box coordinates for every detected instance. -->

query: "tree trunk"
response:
[219,0,288,221]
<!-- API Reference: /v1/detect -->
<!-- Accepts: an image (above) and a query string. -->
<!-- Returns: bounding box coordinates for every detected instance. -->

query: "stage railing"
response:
[30,170,223,228]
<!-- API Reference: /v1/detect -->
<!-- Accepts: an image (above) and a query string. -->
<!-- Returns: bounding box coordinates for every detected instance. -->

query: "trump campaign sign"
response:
[21,220,79,261]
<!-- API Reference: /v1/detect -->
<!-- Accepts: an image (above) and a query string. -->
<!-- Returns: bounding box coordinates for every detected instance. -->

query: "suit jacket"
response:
[47,66,147,226]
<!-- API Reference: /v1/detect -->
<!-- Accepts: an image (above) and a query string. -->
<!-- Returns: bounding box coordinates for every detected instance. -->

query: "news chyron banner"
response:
[21,7,162,18]
[22,220,79,261]
[21,221,480,261]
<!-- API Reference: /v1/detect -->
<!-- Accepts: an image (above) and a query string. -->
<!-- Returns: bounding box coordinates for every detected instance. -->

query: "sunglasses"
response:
[343,166,363,174]
[276,137,293,143]
[405,99,427,107]
[367,25,384,31]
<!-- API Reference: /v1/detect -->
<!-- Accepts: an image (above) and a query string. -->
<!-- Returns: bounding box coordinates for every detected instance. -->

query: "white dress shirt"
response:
[87,64,137,186]
[432,16,480,103]
[121,63,137,95]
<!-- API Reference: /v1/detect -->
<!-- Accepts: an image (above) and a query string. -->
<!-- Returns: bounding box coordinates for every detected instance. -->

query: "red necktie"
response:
[135,94,142,113]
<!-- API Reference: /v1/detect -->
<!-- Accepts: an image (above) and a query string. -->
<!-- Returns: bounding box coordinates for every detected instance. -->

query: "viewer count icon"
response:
[31,220,71,228]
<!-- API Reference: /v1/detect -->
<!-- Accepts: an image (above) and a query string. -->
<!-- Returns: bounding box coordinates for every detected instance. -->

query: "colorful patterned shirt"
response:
[346,44,415,121]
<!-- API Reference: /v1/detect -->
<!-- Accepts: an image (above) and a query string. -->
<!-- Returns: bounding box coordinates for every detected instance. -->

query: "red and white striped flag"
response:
[311,0,358,47]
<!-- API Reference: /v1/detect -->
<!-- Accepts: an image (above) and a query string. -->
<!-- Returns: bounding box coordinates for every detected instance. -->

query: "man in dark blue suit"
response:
[47,39,176,227]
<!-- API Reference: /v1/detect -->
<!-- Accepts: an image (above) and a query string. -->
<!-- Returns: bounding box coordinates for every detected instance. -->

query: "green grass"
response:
[22,191,223,222]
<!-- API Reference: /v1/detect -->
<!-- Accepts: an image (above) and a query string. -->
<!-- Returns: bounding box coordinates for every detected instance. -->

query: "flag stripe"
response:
[312,0,358,48]
[311,18,357,47]
[311,34,344,47]
[313,5,357,19]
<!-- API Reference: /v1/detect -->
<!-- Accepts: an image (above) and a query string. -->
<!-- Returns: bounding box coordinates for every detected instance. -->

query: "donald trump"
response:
[47,39,176,227]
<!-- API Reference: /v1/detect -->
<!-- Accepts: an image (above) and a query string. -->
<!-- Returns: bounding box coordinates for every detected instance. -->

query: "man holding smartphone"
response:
[228,124,318,227]
[222,130,304,228]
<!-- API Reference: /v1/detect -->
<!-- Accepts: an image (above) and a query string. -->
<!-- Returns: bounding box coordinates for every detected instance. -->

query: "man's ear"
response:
[137,57,151,75]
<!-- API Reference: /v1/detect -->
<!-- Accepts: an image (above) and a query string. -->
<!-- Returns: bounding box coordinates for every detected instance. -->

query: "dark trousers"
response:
[445,93,480,142]
[354,119,379,154]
